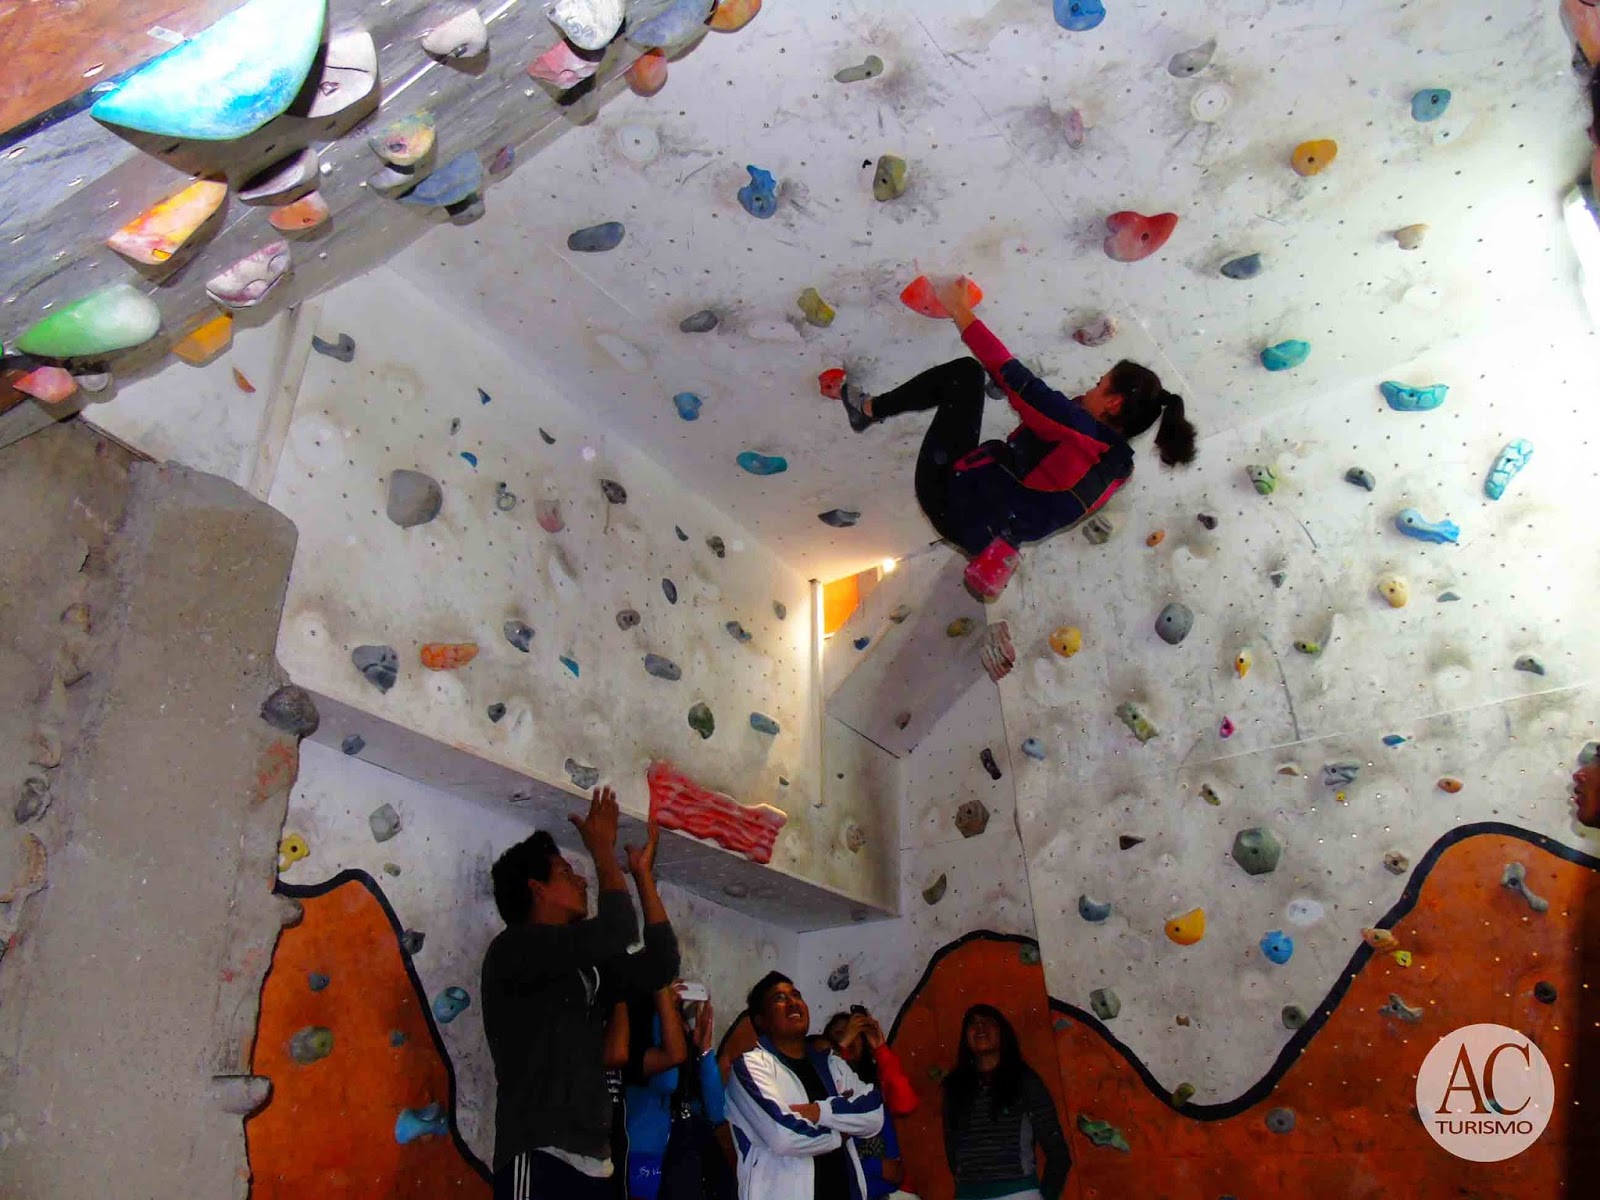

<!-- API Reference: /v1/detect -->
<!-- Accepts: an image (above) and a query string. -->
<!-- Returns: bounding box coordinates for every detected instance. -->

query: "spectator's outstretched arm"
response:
[608,819,681,995]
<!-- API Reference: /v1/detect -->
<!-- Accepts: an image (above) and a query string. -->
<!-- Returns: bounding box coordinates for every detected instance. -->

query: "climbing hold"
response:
[1077,1115,1130,1152]
[107,177,226,265]
[1200,784,1222,806]
[1220,253,1263,280]
[725,620,752,644]
[1115,702,1158,742]
[341,734,365,756]
[616,609,640,631]
[954,799,990,838]
[1234,650,1252,678]
[922,873,948,905]
[1270,570,1288,589]
[1502,862,1549,913]
[15,284,161,359]
[368,803,402,843]
[487,703,507,724]
[546,0,625,49]
[1078,895,1112,923]
[489,145,515,175]
[398,153,483,208]
[565,759,600,789]
[1103,211,1179,262]
[750,712,780,735]
[311,333,355,363]
[459,452,479,469]
[1323,762,1360,787]
[395,1101,449,1145]
[289,1026,334,1065]
[737,451,788,475]
[1432,775,1465,796]
[1167,39,1217,77]
[1265,1108,1296,1134]
[421,6,488,57]
[673,392,703,421]
[308,972,330,992]
[1384,850,1410,875]
[600,479,628,505]
[1089,988,1121,1020]
[494,483,517,512]
[1259,340,1310,371]
[1394,508,1459,544]
[1293,639,1321,655]
[1165,908,1205,945]
[172,313,234,364]
[1514,655,1545,676]
[15,368,76,404]
[567,222,627,254]
[844,823,867,853]
[1118,835,1144,851]
[1534,981,1557,1005]
[1020,737,1045,761]
[14,776,51,824]
[1247,464,1278,494]
[827,965,850,992]
[643,653,681,681]
[370,113,436,168]
[1411,88,1451,122]
[268,188,330,233]
[1485,439,1533,500]
[679,309,719,334]
[687,702,715,739]
[1383,734,1408,748]
[1053,0,1107,32]
[1232,828,1283,875]
[1050,626,1083,658]
[278,833,309,872]
[796,287,836,328]
[1062,107,1087,148]
[206,241,291,309]
[1154,602,1193,645]
[1380,381,1448,412]
[261,685,319,738]
[240,148,320,206]
[1378,576,1409,608]
[382,863,402,877]
[894,711,912,730]
[1171,1082,1196,1107]
[818,509,860,528]
[834,54,884,84]
[709,0,760,32]
[979,621,1016,682]
[980,748,1003,780]
[627,0,715,49]
[399,929,426,956]
[1074,314,1118,346]
[1260,930,1294,964]
[662,579,678,604]
[899,275,983,319]
[1196,513,1218,531]
[738,166,778,218]
[420,643,478,671]
[1081,514,1114,544]
[1281,1005,1308,1030]
[527,38,602,88]
[853,636,871,651]
[89,0,324,139]
[1394,223,1429,250]
[1362,927,1399,951]
[1345,467,1376,491]
[1381,993,1423,1023]
[352,645,398,693]
[872,155,909,201]
[1144,530,1165,547]
[947,617,976,638]
[1290,139,1338,176]
[535,499,564,533]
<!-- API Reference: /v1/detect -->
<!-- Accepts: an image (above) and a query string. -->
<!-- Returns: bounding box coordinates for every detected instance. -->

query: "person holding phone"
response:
[823,1007,920,1198]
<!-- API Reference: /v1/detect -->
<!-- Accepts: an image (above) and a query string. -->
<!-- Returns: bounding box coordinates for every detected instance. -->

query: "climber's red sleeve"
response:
[960,318,1013,378]
[873,1043,921,1117]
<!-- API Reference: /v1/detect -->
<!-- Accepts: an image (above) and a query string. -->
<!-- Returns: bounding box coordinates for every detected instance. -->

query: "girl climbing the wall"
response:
[826,278,1196,599]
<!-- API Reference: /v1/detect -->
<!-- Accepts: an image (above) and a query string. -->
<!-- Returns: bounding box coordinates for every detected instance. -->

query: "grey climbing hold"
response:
[1220,252,1263,279]
[308,972,330,992]
[539,428,556,444]
[1383,850,1411,875]
[567,221,625,252]
[289,1026,334,1064]
[1269,570,1287,588]
[1154,602,1194,645]
[674,526,688,541]
[616,609,641,630]
[1534,981,1557,1004]
[1196,513,1218,530]
[1078,894,1112,923]
[1281,1004,1308,1030]
[311,332,355,361]
[888,604,912,624]
[687,702,715,739]
[261,685,319,738]
[819,509,861,528]
[386,470,443,528]
[1020,737,1045,760]
[565,758,600,789]
[1167,38,1216,77]
[706,535,726,558]
[212,1075,272,1115]
[369,803,402,843]
[1501,862,1549,913]
[662,579,678,604]
[922,873,948,904]
[644,653,681,681]
[495,483,518,512]
[1118,835,1144,850]
[679,309,719,333]
[1082,514,1114,544]
[1232,827,1283,875]
[1266,1108,1296,1134]
[1381,993,1423,1022]
[773,600,787,620]
[750,712,780,735]
[1345,467,1376,491]
[341,734,365,756]
[383,862,402,876]
[1438,591,1461,602]
[400,929,426,955]
[954,799,990,838]
[601,479,627,504]
[422,8,489,58]
[1514,655,1545,676]
[1089,988,1121,1021]
[503,620,534,652]
[827,964,850,992]
[834,54,884,83]
[487,703,506,723]
[14,776,50,824]
[1322,762,1361,787]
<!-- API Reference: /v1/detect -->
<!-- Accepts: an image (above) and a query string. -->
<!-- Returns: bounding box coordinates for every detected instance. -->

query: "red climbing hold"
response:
[627,49,668,96]
[647,760,788,864]
[818,367,846,400]
[899,274,983,319]
[965,537,1019,600]
[1102,211,1178,263]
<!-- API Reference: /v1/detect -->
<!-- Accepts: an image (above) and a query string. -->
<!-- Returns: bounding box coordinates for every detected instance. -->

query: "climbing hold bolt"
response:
[1501,862,1549,913]
[1089,988,1121,1020]
[1078,894,1112,923]
[1154,602,1194,645]
[1166,908,1206,945]
[1232,827,1283,875]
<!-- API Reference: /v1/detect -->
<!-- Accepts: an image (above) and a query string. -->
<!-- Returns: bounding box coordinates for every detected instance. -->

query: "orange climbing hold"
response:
[1290,139,1338,177]
[1145,531,1165,547]
[14,366,77,404]
[627,49,668,96]
[1165,907,1206,945]
[1102,211,1178,262]
[269,189,331,233]
[818,367,846,400]
[1361,927,1400,951]
[172,312,234,364]
[1437,777,1464,794]
[419,643,478,670]
[710,0,761,32]
[899,275,983,319]
[106,176,227,265]
[233,367,256,393]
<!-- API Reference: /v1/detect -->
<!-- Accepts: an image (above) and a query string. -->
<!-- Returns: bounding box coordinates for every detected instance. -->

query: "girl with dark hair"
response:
[941,1005,1069,1200]
[827,278,1197,599]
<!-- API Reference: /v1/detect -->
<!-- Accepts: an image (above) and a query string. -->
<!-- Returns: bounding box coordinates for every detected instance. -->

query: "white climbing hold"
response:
[547,0,626,50]
[422,9,489,59]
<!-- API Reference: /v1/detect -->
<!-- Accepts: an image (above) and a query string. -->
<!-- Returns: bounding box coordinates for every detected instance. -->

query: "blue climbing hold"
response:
[1078,894,1112,923]
[1220,253,1263,280]
[398,152,483,207]
[627,0,715,49]
[1395,508,1459,544]
[853,636,870,651]
[725,620,752,643]
[560,655,580,677]
[1260,930,1294,965]
[460,451,478,468]
[308,971,330,992]
[750,712,780,735]
[1382,734,1407,748]
[395,1102,449,1144]
[738,166,778,219]
[1411,88,1452,122]
[477,387,491,405]
[1021,737,1046,761]
[1260,340,1311,371]
[432,986,470,1023]
[662,578,678,603]
[1053,0,1107,32]
[1380,381,1448,412]
[1484,439,1532,500]
[567,221,626,252]
[673,392,703,421]
[737,451,788,476]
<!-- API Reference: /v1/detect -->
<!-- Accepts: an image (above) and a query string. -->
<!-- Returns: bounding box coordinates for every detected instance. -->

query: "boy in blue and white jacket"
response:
[728,972,884,1200]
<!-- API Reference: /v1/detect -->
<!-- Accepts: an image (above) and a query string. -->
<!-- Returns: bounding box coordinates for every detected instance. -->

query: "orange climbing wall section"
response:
[246,874,490,1198]
[887,831,1600,1200]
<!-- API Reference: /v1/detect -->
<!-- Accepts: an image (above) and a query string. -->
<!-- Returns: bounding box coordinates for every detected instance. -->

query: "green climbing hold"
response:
[289,1025,334,1064]
[1019,944,1041,966]
[1077,1115,1131,1152]
[873,155,908,201]
[1232,827,1283,876]
[922,873,948,904]
[1171,1082,1196,1107]
[1282,1004,1308,1030]
[15,285,161,358]
[688,702,715,739]
[1089,987,1120,1020]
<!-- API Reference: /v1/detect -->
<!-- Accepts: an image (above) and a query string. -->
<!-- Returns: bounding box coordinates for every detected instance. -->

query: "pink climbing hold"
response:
[647,760,788,864]
[899,274,983,320]
[14,366,78,404]
[979,622,1016,683]
[1063,107,1086,149]
[627,49,668,96]
[534,498,564,533]
[1102,211,1178,263]
[528,39,601,89]
[1219,716,1236,739]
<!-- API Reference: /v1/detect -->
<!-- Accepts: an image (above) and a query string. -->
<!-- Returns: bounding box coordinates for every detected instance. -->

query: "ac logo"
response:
[1416,1024,1555,1161]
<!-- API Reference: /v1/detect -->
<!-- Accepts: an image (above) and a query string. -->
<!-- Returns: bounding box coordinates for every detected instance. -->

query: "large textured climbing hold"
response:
[422,8,489,58]
[15,285,161,358]
[15,368,76,404]
[1103,211,1178,262]
[420,643,478,670]
[818,508,860,528]
[1514,655,1545,676]
[922,873,948,905]
[1053,0,1107,32]
[1165,908,1205,945]
[627,0,714,49]
[1380,993,1423,1022]
[1232,828,1282,875]
[797,287,836,327]
[1088,988,1121,1021]
[352,645,398,693]
[1502,862,1549,912]
[738,166,778,218]
[386,469,442,527]
[289,1025,334,1064]
[399,153,482,208]
[1167,39,1216,77]
[1078,895,1112,923]
[1281,1004,1308,1030]
[1077,1115,1130,1152]
[1323,761,1360,787]
[627,49,669,96]
[873,155,909,201]
[749,712,780,735]
[647,760,788,862]
[1265,1108,1296,1134]
[1290,139,1338,177]
[1260,930,1294,964]
[1394,508,1459,544]
[737,451,788,476]
[547,0,625,49]
[687,702,715,739]
[1050,626,1083,658]
[1081,514,1114,544]
[899,275,983,319]
[370,113,436,167]
[107,178,227,265]
[834,54,884,83]
[568,222,626,252]
[368,803,402,843]
[1073,314,1117,346]
[527,38,602,88]
[1247,464,1278,495]
[1154,602,1193,645]
[1485,439,1533,500]
[395,1102,449,1145]
[1378,576,1409,608]
[1394,223,1429,250]
[1260,340,1310,371]
[269,189,330,233]
[261,685,319,737]
[826,964,851,992]
[1411,88,1451,122]
[565,759,600,789]
[979,622,1016,682]
[644,653,682,682]
[206,241,290,308]
[679,309,719,333]
[1345,466,1376,491]
[1115,702,1158,742]
[89,0,325,140]
[1380,381,1448,412]
[1219,252,1263,280]
[954,799,990,838]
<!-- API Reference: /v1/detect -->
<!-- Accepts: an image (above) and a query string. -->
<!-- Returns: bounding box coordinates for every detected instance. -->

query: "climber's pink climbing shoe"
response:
[965,537,1020,600]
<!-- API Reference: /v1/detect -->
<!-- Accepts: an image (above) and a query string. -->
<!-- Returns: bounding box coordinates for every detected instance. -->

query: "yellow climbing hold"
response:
[171,312,234,364]
[1393,950,1413,967]
[1291,139,1338,177]
[278,832,309,872]
[797,287,836,328]
[1049,626,1083,658]
[1165,907,1206,946]
[947,617,975,638]
[1234,649,1252,678]
[106,176,227,265]
[1379,576,1409,608]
